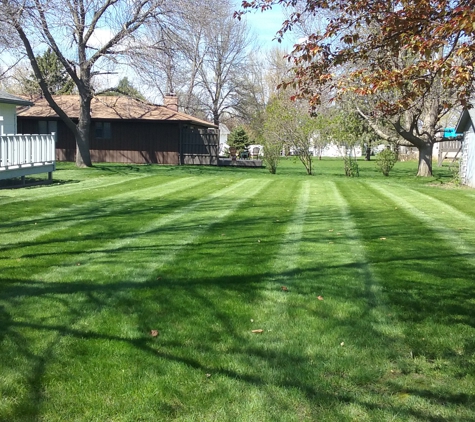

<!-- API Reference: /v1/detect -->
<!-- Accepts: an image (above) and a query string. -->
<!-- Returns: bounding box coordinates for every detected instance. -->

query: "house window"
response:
[95,122,111,139]
[38,120,57,134]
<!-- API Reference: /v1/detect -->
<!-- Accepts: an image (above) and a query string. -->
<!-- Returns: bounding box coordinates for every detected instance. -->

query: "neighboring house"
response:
[311,143,363,158]
[219,123,230,155]
[0,91,56,182]
[17,95,219,165]
[455,108,475,188]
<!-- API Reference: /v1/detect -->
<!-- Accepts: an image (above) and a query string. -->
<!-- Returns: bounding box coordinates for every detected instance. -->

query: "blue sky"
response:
[233,1,298,51]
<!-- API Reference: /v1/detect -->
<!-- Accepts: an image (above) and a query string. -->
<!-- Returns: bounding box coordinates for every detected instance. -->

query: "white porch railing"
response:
[0,133,56,181]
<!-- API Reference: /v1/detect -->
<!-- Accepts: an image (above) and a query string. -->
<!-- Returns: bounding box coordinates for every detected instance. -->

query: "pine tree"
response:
[24,49,74,96]
[228,127,250,153]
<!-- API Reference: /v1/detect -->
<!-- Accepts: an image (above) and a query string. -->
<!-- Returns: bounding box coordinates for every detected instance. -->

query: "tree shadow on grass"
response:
[1,185,475,419]
[2,248,475,420]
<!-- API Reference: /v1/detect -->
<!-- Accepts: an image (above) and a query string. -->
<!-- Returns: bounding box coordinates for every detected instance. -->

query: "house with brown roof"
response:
[17,94,219,165]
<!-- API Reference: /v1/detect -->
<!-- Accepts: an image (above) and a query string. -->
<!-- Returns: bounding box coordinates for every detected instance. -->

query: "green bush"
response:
[228,127,250,153]
[376,149,397,176]
[449,159,461,185]
[343,155,359,177]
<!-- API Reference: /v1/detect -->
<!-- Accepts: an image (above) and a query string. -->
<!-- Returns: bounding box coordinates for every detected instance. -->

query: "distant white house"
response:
[219,123,230,155]
[0,91,56,182]
[312,143,363,158]
[455,108,475,188]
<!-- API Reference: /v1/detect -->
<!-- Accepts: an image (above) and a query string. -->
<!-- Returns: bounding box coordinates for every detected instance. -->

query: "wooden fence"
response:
[0,133,56,181]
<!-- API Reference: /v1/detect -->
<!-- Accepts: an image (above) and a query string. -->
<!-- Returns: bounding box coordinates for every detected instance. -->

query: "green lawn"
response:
[1,159,474,421]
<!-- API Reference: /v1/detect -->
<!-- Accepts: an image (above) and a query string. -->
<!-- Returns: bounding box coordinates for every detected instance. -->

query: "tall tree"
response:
[198,8,252,125]
[1,0,170,167]
[133,0,252,125]
[239,0,475,176]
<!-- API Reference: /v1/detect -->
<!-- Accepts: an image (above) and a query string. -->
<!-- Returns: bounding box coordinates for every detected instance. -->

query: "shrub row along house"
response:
[17,94,219,165]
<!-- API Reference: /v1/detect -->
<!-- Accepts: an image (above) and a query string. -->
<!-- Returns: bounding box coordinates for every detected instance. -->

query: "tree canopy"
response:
[239,0,475,176]
[240,0,475,111]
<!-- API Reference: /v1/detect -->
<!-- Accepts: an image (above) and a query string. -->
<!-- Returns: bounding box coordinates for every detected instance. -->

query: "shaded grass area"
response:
[0,160,474,421]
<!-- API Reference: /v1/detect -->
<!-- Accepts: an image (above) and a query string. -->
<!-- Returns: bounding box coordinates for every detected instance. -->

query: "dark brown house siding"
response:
[17,117,181,164]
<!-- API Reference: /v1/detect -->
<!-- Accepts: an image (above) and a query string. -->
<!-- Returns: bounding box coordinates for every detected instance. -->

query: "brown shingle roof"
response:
[17,95,217,128]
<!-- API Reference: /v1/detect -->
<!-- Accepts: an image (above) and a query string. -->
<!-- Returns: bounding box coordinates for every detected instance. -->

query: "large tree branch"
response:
[356,106,398,143]
[89,0,159,66]
[32,0,83,90]
[13,22,79,138]
[83,0,119,45]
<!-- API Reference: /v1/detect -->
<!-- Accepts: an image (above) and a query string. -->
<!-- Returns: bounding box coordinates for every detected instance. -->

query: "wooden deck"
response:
[218,158,263,167]
[437,138,462,166]
[0,133,56,181]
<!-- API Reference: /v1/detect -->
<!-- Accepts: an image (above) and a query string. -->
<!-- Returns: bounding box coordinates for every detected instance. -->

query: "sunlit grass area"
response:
[1,159,474,421]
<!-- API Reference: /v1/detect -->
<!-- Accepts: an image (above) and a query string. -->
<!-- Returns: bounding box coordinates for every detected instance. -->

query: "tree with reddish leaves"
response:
[238,0,475,176]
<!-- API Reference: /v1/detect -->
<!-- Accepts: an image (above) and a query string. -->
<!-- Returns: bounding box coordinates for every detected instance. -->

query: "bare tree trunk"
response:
[416,143,433,177]
[75,129,92,167]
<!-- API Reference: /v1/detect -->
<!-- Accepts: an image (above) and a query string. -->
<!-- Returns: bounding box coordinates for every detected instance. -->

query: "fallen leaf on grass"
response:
[281,286,289,291]
[150,330,159,337]
[252,329,264,334]
[317,296,324,301]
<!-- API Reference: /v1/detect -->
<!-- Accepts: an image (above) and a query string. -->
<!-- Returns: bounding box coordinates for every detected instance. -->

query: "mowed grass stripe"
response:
[1,175,198,228]
[367,182,475,261]
[330,181,406,340]
[371,182,475,228]
[0,176,206,249]
[271,180,310,279]
[256,180,310,313]
[36,178,271,284]
[336,180,475,412]
[0,176,235,282]
[0,171,150,206]
[331,180,473,417]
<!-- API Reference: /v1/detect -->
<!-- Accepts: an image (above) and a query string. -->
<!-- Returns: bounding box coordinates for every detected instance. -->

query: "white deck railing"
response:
[0,133,56,180]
